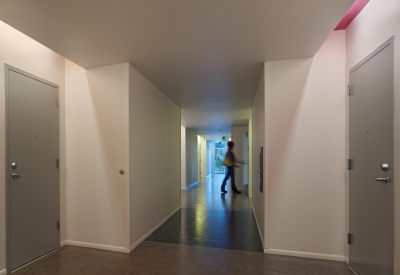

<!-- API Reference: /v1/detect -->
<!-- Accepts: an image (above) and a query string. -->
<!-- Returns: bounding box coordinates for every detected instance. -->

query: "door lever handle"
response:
[376,177,389,184]
[11,173,22,179]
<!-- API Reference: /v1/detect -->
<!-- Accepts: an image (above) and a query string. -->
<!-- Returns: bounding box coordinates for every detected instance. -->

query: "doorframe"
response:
[347,36,395,270]
[5,64,60,273]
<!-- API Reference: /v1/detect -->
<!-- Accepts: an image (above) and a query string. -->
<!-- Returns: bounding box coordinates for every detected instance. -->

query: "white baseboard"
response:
[344,257,349,264]
[60,240,67,247]
[130,206,181,252]
[185,181,198,190]
[264,248,345,262]
[349,266,358,274]
[65,240,129,253]
[0,269,6,275]
[252,206,265,248]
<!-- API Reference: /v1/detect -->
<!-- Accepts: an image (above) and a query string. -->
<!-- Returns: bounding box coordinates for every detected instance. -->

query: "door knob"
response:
[376,177,389,184]
[11,173,22,179]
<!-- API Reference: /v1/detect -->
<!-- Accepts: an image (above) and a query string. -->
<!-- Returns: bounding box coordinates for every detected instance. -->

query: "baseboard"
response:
[130,206,181,252]
[65,240,129,253]
[60,240,67,247]
[344,257,349,264]
[264,248,345,262]
[252,206,265,248]
[0,269,6,275]
[185,181,198,190]
[349,266,359,275]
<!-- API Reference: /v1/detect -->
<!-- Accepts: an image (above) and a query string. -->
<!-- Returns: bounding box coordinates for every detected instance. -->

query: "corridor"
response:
[12,175,353,275]
[147,175,263,252]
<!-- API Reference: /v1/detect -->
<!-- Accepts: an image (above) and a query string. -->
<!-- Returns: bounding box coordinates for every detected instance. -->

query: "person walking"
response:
[221,141,243,194]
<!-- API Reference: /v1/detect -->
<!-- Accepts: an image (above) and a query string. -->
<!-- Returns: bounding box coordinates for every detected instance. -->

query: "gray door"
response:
[6,65,59,271]
[349,38,394,275]
[242,132,249,187]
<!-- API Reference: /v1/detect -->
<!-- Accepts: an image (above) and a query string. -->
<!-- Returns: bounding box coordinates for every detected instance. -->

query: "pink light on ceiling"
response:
[335,0,370,30]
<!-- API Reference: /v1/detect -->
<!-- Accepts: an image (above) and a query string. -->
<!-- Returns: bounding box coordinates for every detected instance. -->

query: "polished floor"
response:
[13,175,353,275]
[147,175,263,252]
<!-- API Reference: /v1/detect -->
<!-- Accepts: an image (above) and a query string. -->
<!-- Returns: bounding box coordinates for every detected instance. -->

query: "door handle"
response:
[376,177,389,184]
[11,173,22,179]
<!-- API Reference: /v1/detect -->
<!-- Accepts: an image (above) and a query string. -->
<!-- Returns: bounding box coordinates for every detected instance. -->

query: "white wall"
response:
[345,0,400,271]
[242,132,249,188]
[0,21,66,272]
[252,68,266,247]
[181,126,186,189]
[265,31,346,260]
[209,141,216,175]
[185,129,198,187]
[231,126,248,190]
[128,64,181,250]
[248,118,253,197]
[206,140,212,176]
[197,135,201,179]
[200,137,207,178]
[65,61,129,251]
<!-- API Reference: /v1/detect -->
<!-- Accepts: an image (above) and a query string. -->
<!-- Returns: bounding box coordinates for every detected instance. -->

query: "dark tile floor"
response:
[12,175,353,275]
[13,242,353,275]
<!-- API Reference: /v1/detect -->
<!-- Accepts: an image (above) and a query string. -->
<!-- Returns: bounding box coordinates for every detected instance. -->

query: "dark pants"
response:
[221,166,238,192]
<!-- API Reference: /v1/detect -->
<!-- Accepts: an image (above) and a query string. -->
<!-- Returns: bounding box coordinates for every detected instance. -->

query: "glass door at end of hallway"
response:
[214,142,226,174]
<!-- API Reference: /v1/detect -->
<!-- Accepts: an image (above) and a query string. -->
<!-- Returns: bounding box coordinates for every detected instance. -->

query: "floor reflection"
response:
[147,175,263,252]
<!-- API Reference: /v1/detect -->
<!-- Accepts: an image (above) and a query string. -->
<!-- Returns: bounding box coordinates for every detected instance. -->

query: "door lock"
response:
[11,173,22,179]
[381,164,389,171]
[11,162,17,169]
[376,177,390,184]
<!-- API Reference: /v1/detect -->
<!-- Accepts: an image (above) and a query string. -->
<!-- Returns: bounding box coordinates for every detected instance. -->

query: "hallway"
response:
[12,176,353,275]
[147,175,263,252]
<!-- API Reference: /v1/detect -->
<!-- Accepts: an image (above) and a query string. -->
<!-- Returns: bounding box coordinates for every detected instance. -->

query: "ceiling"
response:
[0,0,353,139]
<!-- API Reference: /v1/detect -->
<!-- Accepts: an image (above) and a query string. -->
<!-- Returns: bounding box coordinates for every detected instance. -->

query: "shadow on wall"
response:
[86,67,126,211]
[268,58,312,196]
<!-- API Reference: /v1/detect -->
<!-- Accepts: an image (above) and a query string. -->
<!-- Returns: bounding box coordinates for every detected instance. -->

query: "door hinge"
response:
[57,221,60,230]
[56,97,59,107]
[56,159,59,168]
[347,233,353,245]
[347,159,353,170]
[347,84,354,96]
